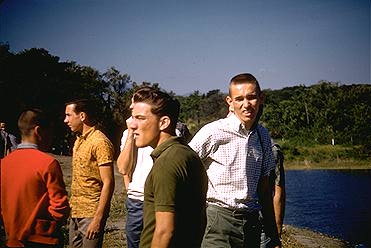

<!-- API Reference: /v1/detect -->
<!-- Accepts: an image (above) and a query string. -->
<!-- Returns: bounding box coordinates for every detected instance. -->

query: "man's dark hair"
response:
[229,73,262,95]
[65,98,98,124]
[132,86,180,132]
[18,108,52,136]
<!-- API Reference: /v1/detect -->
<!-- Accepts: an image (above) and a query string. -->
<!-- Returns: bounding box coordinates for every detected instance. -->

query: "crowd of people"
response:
[0,72,285,248]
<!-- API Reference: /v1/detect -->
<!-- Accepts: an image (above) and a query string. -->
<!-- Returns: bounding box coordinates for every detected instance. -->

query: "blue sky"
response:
[1,0,370,95]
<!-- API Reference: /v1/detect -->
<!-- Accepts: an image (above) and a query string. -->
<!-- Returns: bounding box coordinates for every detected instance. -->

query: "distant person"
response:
[189,73,281,247]
[260,142,286,248]
[64,99,115,248]
[0,122,19,157]
[0,109,70,247]
[0,122,10,158]
[126,86,207,248]
[117,93,193,248]
[8,132,19,152]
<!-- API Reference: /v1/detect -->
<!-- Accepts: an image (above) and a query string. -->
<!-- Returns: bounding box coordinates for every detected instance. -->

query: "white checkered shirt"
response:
[189,113,275,211]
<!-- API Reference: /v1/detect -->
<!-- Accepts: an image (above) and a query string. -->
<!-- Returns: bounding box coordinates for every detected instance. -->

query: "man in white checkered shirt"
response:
[189,73,281,248]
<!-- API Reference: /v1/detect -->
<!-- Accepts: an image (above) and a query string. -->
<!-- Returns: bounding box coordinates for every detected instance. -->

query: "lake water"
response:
[285,169,371,247]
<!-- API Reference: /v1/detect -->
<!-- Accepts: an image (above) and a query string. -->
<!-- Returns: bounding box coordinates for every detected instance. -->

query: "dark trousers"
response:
[201,204,261,248]
[125,198,144,248]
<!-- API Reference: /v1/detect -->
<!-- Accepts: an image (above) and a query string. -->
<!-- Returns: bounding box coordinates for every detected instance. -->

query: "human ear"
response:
[80,112,86,122]
[34,126,41,137]
[34,126,43,143]
[226,96,234,112]
[159,116,171,131]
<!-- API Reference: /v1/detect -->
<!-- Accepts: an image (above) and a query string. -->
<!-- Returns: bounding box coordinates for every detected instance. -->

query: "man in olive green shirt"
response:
[129,86,208,248]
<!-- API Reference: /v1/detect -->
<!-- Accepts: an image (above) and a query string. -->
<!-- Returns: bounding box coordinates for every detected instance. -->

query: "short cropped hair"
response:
[65,98,98,124]
[18,108,52,136]
[132,86,180,132]
[229,73,262,95]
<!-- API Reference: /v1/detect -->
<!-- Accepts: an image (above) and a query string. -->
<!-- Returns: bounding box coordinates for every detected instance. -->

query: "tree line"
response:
[1,44,370,157]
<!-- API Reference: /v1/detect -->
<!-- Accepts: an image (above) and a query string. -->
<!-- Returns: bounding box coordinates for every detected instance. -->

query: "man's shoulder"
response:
[154,143,203,177]
[256,124,270,135]
[192,118,230,138]
[159,139,198,160]
[256,124,273,144]
[28,149,57,161]
[90,129,113,144]
[4,149,58,166]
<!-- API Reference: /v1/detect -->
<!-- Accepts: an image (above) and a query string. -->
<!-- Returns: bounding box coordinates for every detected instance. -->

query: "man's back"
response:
[1,148,69,247]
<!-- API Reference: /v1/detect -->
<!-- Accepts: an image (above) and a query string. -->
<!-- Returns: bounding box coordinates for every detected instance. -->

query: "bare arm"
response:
[151,211,175,248]
[273,184,286,238]
[259,176,281,248]
[116,119,138,190]
[86,164,115,239]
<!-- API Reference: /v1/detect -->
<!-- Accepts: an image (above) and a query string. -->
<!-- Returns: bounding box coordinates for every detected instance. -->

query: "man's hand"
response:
[126,117,134,134]
[86,218,102,240]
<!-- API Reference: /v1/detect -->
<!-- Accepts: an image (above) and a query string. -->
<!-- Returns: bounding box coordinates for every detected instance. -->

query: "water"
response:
[285,169,371,247]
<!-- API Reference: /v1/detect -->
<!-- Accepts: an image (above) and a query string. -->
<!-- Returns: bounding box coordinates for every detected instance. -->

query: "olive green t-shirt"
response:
[140,136,208,248]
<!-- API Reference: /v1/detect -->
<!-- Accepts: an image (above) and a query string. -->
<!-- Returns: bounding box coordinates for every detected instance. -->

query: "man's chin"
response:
[242,116,256,127]
[135,140,148,148]
[236,114,254,123]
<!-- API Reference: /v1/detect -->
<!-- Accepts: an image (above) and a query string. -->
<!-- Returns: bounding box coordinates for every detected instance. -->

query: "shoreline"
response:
[282,225,352,248]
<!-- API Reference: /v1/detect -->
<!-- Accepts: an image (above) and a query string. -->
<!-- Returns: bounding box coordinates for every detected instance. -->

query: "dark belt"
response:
[207,204,259,220]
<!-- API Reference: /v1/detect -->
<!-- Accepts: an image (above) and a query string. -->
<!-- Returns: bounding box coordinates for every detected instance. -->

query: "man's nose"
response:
[129,118,137,129]
[242,98,251,107]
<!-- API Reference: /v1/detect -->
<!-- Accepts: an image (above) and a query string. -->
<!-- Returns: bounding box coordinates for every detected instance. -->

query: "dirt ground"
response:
[54,154,352,248]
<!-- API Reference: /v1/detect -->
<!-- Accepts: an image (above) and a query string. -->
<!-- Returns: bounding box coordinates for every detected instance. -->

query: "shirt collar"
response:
[151,136,183,161]
[17,142,38,150]
[227,113,251,135]
[77,126,96,140]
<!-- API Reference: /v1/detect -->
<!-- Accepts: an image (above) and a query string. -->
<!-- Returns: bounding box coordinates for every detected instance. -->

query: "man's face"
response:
[64,104,83,133]
[0,122,5,130]
[130,102,161,148]
[226,82,262,129]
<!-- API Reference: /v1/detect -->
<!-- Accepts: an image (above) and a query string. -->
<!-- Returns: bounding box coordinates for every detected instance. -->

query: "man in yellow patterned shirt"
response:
[64,99,115,248]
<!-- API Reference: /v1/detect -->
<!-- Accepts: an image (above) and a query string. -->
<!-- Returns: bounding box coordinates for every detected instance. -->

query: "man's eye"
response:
[247,95,258,100]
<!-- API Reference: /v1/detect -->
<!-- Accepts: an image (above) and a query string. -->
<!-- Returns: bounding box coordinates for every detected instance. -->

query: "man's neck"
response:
[152,132,173,148]
[82,124,94,135]
[21,136,37,145]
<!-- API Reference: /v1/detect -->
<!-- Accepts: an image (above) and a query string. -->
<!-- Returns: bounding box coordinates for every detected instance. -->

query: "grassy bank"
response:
[280,143,371,170]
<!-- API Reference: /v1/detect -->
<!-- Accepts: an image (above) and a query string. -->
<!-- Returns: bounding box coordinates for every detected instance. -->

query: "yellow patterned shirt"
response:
[70,126,114,218]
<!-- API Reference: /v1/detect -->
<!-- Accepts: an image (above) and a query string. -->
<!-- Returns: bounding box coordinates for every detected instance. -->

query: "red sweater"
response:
[0,148,70,247]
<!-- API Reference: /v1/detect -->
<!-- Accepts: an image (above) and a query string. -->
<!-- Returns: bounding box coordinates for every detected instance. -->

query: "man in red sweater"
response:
[0,108,70,247]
